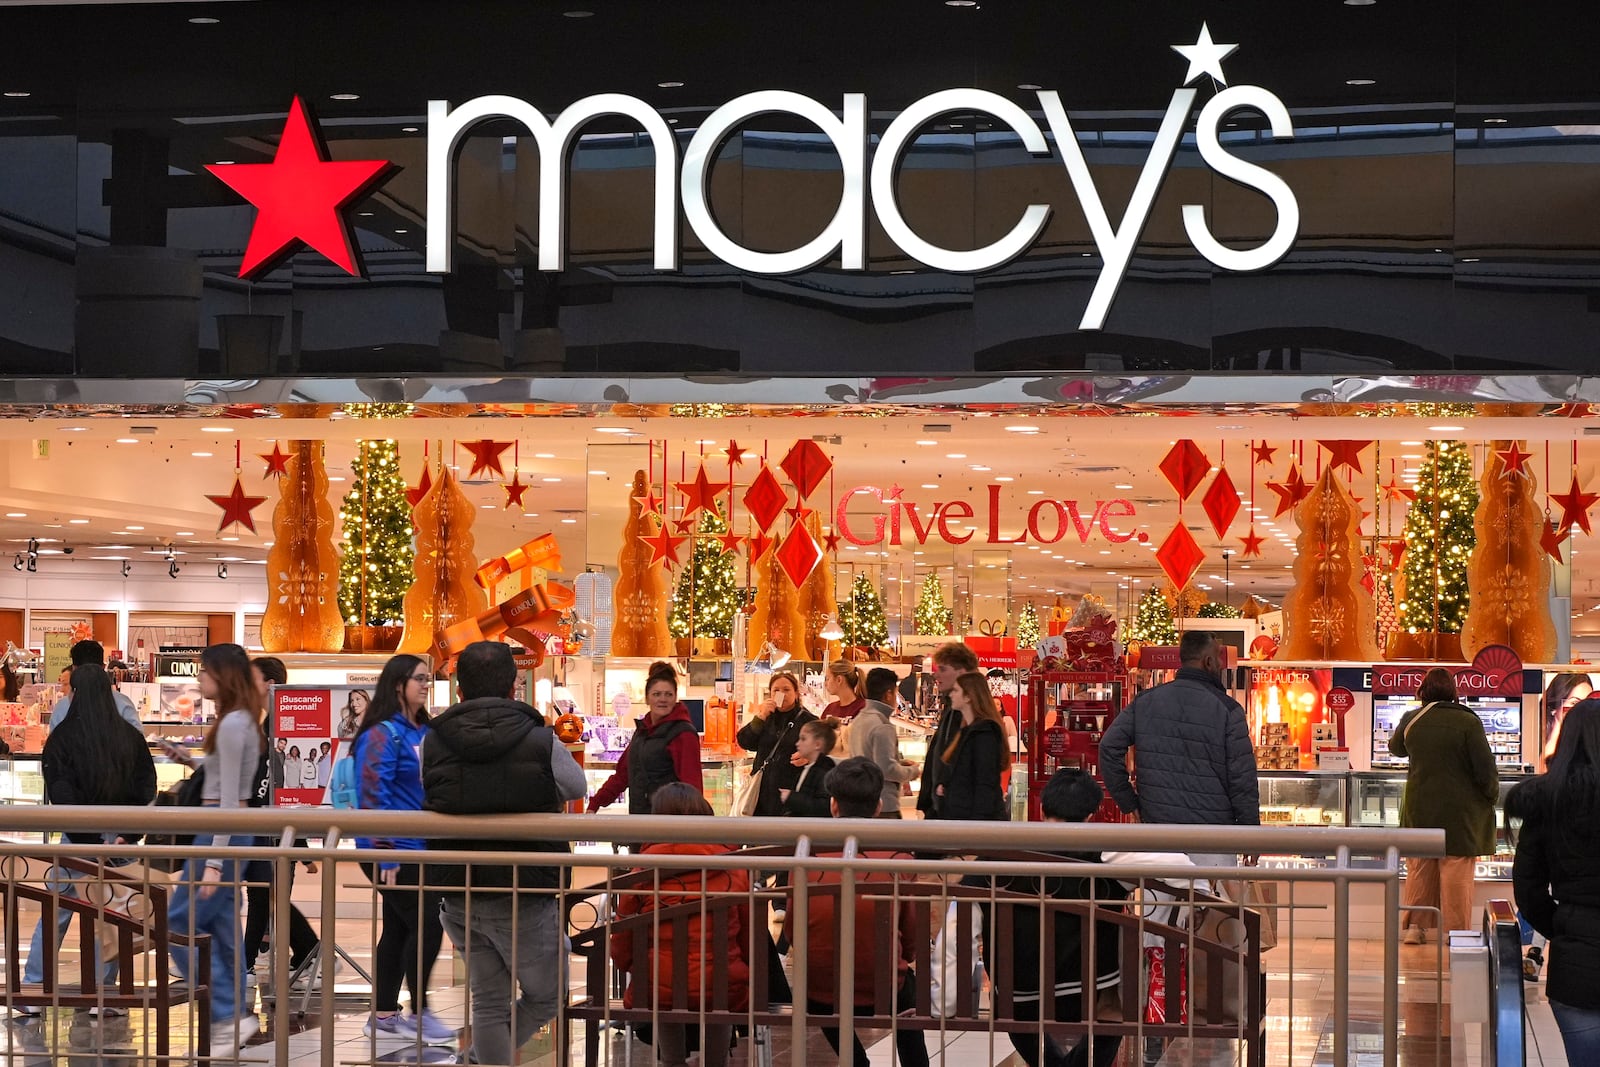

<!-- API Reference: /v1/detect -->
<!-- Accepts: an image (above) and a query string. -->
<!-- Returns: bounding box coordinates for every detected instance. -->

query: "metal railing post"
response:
[274,826,294,1067]
[1334,844,1350,1067]
[1383,845,1400,1067]
[790,835,811,1064]
[321,826,341,1067]
[837,835,859,1066]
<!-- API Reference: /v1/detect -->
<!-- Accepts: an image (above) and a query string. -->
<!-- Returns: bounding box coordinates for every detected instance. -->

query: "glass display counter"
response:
[1255,771,1348,871]
[0,757,45,843]
[1349,770,1527,881]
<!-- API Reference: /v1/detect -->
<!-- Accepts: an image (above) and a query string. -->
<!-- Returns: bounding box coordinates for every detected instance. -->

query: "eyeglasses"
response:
[410,674,432,684]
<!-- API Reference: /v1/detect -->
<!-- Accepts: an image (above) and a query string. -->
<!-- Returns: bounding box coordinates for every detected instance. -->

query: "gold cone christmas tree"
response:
[1281,467,1379,661]
[398,465,485,654]
[261,441,345,653]
[797,512,840,661]
[1461,441,1556,662]
[612,470,674,658]
[748,536,808,662]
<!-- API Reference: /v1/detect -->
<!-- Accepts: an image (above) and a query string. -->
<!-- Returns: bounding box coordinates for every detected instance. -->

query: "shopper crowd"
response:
[20,632,1283,1066]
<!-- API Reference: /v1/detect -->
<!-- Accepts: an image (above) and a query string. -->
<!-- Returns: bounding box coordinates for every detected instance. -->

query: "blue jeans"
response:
[168,833,253,1022]
[23,849,124,987]
[1550,999,1600,1063]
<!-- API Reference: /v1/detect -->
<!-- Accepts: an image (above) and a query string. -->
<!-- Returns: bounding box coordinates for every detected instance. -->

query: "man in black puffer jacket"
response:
[1098,631,1258,831]
[423,640,587,1067]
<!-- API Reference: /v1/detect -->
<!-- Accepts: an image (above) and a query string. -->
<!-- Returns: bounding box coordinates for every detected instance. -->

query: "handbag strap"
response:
[1403,701,1439,746]
[752,717,799,777]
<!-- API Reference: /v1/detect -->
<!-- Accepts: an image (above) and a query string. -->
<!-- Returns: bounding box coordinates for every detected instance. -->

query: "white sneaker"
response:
[408,1009,458,1045]
[219,1014,260,1050]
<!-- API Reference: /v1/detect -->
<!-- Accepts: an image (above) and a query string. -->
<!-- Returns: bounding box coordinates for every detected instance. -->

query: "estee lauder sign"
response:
[837,484,1142,547]
[424,26,1295,331]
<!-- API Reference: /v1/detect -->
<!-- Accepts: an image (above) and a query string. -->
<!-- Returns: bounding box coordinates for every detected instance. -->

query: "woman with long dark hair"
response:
[735,670,816,817]
[167,643,266,1049]
[1522,672,1594,979]
[353,653,454,1045]
[22,664,156,1009]
[934,671,1009,822]
[1509,700,1600,1062]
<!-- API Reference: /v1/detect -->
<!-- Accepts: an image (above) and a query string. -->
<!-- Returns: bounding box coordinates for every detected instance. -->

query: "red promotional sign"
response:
[1325,687,1356,715]
[967,635,1019,669]
[1138,646,1182,671]
[271,686,362,808]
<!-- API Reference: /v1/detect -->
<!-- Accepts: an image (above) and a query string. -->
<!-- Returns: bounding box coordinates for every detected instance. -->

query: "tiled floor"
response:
[0,917,1572,1065]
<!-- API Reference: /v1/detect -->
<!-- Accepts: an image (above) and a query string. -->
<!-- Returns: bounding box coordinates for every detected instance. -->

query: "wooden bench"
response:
[565,847,1265,1067]
[1,855,213,1060]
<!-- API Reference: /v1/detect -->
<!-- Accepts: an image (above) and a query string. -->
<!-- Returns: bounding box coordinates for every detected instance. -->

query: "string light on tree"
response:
[1397,440,1477,634]
[914,573,953,635]
[1128,585,1178,645]
[838,572,889,650]
[337,406,416,627]
[1014,600,1041,646]
[667,507,739,643]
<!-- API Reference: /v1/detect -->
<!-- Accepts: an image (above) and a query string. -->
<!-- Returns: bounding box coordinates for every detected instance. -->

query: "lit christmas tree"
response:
[1398,440,1477,634]
[1015,600,1041,647]
[1197,602,1243,619]
[338,423,416,626]
[1127,586,1178,645]
[668,508,738,641]
[914,573,952,634]
[838,572,889,649]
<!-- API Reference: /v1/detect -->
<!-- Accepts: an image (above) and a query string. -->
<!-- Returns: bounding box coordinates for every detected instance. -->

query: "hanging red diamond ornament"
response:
[779,439,833,500]
[1154,523,1206,591]
[259,444,292,480]
[775,521,824,588]
[461,440,513,480]
[207,477,268,534]
[1158,440,1209,500]
[675,462,733,520]
[743,464,788,532]
[406,464,433,508]
[639,524,688,568]
[1200,469,1241,539]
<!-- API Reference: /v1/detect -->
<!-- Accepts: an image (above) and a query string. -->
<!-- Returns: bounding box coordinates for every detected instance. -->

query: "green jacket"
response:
[1389,700,1499,856]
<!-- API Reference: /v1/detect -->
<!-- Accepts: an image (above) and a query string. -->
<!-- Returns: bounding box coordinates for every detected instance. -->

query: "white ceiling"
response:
[1,409,1598,628]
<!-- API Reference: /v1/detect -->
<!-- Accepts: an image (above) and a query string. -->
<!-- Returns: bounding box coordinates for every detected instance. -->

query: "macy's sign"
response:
[424,27,1296,331]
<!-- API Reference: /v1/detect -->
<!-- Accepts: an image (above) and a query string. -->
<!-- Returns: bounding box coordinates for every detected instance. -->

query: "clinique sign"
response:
[837,484,1142,548]
[423,26,1297,330]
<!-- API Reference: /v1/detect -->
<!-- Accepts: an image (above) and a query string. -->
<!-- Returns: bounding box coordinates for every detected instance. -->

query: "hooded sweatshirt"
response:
[422,696,587,891]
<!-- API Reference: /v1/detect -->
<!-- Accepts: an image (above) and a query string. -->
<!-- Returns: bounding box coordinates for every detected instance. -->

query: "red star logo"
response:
[206,97,393,278]
[724,440,748,467]
[1251,441,1277,466]
[716,530,744,554]
[461,440,513,480]
[633,487,664,516]
[1266,465,1312,517]
[207,477,267,534]
[502,472,529,510]
[1495,442,1534,477]
[259,444,292,480]
[1239,528,1266,558]
[1540,521,1568,563]
[1552,475,1600,536]
[675,463,733,519]
[1318,440,1372,475]
[406,465,433,508]
[639,525,687,568]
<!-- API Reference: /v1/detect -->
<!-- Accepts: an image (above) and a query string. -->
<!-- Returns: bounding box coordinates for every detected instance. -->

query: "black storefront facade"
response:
[0,0,1595,410]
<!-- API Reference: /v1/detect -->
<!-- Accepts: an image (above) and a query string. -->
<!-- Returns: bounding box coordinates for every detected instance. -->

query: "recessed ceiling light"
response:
[62,427,86,432]
[176,531,195,537]
[921,484,939,490]
[328,475,346,482]
[1345,78,1376,86]
[657,81,684,88]
[191,451,213,458]
[945,1,978,6]
[1114,483,1134,490]
[1004,425,1040,433]
[480,504,496,509]
[563,9,594,16]
[394,228,409,234]
[1428,425,1464,432]
[68,519,89,524]
[1484,117,1508,124]
[3,91,31,99]
[995,475,1014,481]
[187,15,221,23]
[946,453,966,459]
[330,93,361,101]
[1017,82,1042,91]
[200,426,234,433]
[3,512,23,518]
[1343,0,1376,5]
[401,126,419,133]
[1400,440,1423,446]
[561,518,578,524]
[1027,489,1044,495]
[542,477,562,483]
[116,438,137,444]
[595,427,631,434]
[916,440,937,446]
[588,469,607,475]
[213,160,234,166]
[221,536,239,542]
[534,452,555,459]
[126,525,143,531]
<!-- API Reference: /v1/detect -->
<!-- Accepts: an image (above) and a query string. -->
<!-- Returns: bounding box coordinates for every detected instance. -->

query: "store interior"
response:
[0,401,1596,900]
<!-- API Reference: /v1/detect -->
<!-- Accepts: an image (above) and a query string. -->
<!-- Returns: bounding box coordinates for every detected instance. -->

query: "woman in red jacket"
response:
[589,661,703,815]
[610,783,749,1067]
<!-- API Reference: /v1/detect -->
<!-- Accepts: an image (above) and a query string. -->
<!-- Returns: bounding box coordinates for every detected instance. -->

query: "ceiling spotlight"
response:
[168,559,180,579]
[120,561,132,578]
[11,554,21,572]
[25,556,36,573]
[217,562,228,580]
[27,538,38,554]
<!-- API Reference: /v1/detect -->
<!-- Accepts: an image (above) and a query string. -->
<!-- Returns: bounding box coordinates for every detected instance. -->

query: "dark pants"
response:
[241,858,319,969]
[808,976,929,1067]
[1006,993,1122,1067]
[361,861,444,1013]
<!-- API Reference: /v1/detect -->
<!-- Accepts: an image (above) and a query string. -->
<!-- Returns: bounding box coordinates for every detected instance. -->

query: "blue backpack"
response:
[329,720,400,809]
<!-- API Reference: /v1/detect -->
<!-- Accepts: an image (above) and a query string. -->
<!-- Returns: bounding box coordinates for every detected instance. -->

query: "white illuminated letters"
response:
[423,25,1300,330]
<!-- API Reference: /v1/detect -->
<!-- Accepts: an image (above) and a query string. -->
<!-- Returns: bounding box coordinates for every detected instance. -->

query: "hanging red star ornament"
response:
[724,440,748,467]
[207,476,268,534]
[1540,520,1568,563]
[502,472,529,510]
[1383,538,1407,572]
[1239,528,1266,558]
[1380,478,1417,504]
[633,486,664,517]
[406,465,433,508]
[1251,441,1277,466]
[747,532,775,561]
[461,440,513,480]
[823,531,842,553]
[1266,465,1312,517]
[258,444,292,479]
[716,529,744,554]
[205,96,393,279]
[639,524,688,568]
[1551,475,1600,536]
[676,462,733,519]
[1495,442,1534,478]
[786,502,813,523]
[672,518,695,535]
[1318,440,1372,475]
